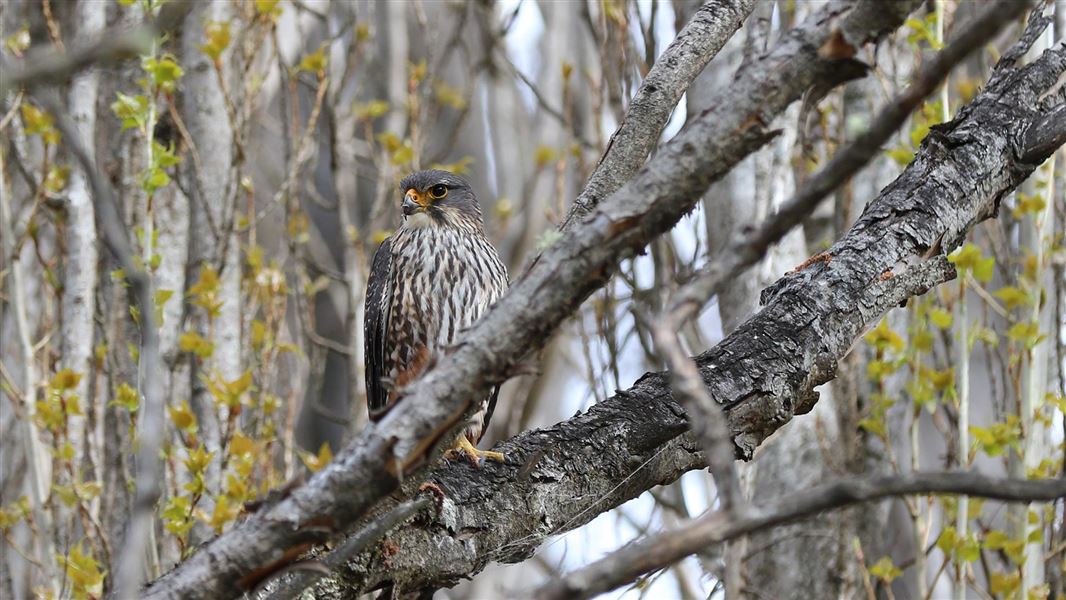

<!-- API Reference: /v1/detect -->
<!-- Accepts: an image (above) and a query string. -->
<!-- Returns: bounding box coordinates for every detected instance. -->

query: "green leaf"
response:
[858,417,886,438]
[1007,321,1044,350]
[865,318,905,353]
[928,308,952,329]
[990,572,1020,595]
[43,165,70,193]
[434,79,467,109]
[168,400,197,433]
[429,156,474,175]
[936,526,956,554]
[353,99,389,120]
[254,0,284,20]
[298,45,328,75]
[56,542,105,598]
[300,442,333,473]
[110,382,140,412]
[201,21,232,62]
[868,556,902,582]
[21,103,60,144]
[993,286,1030,310]
[948,243,994,282]
[1012,192,1047,219]
[4,25,30,57]
[111,92,151,131]
[161,496,195,536]
[957,534,980,563]
[143,54,184,91]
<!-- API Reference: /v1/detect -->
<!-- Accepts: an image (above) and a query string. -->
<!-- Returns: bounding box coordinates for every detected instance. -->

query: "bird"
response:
[364,169,509,466]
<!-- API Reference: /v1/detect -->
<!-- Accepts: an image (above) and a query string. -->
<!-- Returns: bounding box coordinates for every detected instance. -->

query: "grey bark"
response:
[180,0,239,498]
[558,0,755,232]
[61,0,103,518]
[534,473,1066,600]
[286,22,1064,597]
[143,3,928,597]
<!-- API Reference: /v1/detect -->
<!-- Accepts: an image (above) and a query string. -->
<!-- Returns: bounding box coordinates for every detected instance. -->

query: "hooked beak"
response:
[402,189,426,216]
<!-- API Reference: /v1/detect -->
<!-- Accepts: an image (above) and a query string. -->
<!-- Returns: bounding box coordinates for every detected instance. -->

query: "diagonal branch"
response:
[146,2,932,597]
[650,0,1033,515]
[273,16,1065,597]
[556,0,756,231]
[667,0,1034,328]
[534,473,1066,600]
[284,256,956,598]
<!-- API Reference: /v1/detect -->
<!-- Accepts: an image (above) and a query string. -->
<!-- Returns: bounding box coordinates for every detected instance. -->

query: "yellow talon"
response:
[445,435,504,467]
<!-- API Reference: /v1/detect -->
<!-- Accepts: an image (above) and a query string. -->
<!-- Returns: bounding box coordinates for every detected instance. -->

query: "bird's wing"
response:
[364,237,393,418]
[479,385,501,444]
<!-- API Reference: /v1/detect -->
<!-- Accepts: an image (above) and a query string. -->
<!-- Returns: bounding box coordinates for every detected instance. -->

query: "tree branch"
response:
[146,3,967,597]
[534,473,1066,600]
[667,0,1034,326]
[32,86,168,598]
[557,0,756,231]
[0,2,191,95]
[265,15,1065,596]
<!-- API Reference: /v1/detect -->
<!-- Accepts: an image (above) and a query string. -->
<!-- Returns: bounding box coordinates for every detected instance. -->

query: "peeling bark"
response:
[145,2,928,596]
[145,2,1066,597]
[293,30,1065,598]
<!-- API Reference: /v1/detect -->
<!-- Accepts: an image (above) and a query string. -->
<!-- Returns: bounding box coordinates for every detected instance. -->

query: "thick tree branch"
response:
[649,0,1031,517]
[274,376,706,598]
[277,18,1065,597]
[274,257,954,598]
[534,473,1066,600]
[557,0,755,231]
[146,3,950,597]
[667,0,1034,325]
[260,496,434,600]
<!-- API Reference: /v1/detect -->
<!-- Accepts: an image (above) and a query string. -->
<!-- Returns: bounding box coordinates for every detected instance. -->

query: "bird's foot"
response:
[445,435,504,468]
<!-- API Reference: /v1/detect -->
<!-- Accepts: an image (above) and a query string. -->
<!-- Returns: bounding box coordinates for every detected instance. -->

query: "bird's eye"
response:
[429,184,448,199]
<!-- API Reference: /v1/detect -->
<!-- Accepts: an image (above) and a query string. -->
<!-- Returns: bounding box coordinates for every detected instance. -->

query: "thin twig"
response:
[32,89,166,600]
[534,473,1066,600]
[666,0,1032,326]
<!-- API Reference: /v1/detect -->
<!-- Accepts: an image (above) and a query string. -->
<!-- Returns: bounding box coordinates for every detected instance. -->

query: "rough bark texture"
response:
[144,2,925,597]
[281,31,1065,597]
[144,3,1066,598]
[317,384,705,596]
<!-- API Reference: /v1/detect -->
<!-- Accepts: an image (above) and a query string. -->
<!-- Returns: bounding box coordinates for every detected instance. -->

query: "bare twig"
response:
[651,320,739,510]
[667,0,1034,327]
[557,0,756,231]
[32,90,166,600]
[533,473,1066,600]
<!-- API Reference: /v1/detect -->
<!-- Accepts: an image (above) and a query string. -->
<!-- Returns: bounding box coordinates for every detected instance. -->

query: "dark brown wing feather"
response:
[364,238,393,418]
[480,385,501,443]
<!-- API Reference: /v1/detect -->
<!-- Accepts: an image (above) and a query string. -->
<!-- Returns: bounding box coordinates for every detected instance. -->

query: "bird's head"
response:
[398,169,483,230]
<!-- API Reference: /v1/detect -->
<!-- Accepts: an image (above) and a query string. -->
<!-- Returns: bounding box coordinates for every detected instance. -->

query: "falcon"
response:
[364,169,509,465]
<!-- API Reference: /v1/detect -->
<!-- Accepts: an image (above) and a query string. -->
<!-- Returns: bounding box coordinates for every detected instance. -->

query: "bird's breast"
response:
[390,227,507,352]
